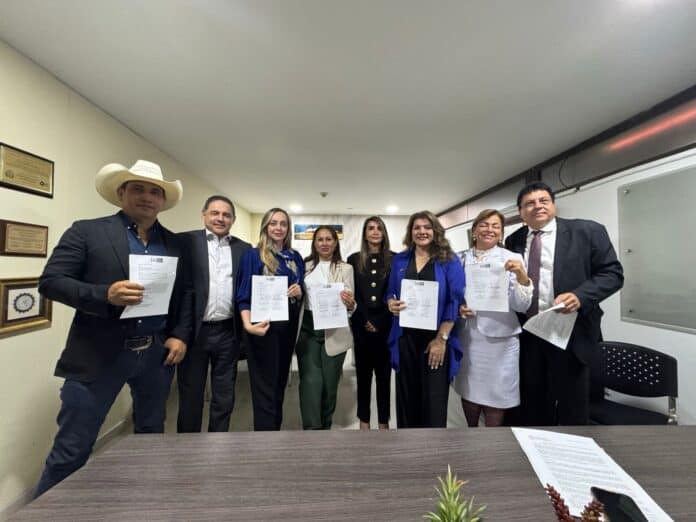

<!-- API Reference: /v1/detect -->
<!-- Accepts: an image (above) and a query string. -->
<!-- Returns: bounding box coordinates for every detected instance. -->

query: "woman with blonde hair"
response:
[347,216,393,430]
[452,209,532,427]
[386,211,464,428]
[236,208,304,430]
[296,226,356,429]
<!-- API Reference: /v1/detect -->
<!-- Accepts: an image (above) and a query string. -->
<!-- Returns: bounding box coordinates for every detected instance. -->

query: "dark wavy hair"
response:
[403,210,455,262]
[305,225,343,272]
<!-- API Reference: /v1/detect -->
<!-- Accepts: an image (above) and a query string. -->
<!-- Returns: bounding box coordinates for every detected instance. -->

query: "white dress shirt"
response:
[203,230,234,322]
[303,260,331,311]
[524,218,556,313]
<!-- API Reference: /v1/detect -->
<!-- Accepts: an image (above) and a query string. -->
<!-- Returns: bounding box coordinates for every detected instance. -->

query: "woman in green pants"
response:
[296,226,356,429]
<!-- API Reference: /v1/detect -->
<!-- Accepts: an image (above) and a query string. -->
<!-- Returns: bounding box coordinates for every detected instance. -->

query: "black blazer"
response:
[504,217,624,364]
[177,230,251,345]
[39,213,192,382]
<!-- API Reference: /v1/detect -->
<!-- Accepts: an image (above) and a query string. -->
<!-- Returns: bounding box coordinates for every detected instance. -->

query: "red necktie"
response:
[527,230,542,317]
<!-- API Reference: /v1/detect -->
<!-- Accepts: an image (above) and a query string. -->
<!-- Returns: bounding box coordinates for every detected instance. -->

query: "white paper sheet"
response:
[310,282,348,330]
[121,255,178,319]
[250,275,289,322]
[464,260,509,312]
[512,427,673,521]
[522,303,577,349]
[398,279,439,331]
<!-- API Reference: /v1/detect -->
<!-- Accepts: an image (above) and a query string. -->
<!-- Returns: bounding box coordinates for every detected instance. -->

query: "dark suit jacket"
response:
[504,217,624,364]
[177,230,251,346]
[39,213,192,382]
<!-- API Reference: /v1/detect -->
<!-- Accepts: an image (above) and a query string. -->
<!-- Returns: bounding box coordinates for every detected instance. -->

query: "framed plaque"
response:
[0,278,52,336]
[0,219,48,257]
[0,143,54,198]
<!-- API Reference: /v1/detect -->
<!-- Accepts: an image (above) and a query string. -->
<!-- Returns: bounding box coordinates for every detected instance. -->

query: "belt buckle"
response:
[124,335,153,352]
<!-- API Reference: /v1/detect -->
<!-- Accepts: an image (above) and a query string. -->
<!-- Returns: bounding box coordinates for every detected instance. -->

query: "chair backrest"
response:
[596,341,678,398]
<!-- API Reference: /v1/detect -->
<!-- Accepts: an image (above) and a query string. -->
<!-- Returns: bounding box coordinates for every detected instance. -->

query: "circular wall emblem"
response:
[13,292,35,313]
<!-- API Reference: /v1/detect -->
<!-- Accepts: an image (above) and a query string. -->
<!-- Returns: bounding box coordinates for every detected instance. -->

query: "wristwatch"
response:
[439,332,449,342]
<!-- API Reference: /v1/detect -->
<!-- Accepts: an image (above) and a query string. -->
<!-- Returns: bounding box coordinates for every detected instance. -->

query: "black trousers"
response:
[354,329,391,424]
[246,307,299,431]
[514,331,590,426]
[396,330,449,428]
[177,320,239,433]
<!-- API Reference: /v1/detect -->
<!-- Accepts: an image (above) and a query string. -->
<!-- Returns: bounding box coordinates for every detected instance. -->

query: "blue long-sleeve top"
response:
[386,250,465,381]
[235,247,305,312]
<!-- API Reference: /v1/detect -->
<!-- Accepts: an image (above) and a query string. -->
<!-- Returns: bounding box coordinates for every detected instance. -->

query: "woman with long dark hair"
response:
[347,217,393,430]
[386,211,464,428]
[296,226,356,429]
[236,208,304,430]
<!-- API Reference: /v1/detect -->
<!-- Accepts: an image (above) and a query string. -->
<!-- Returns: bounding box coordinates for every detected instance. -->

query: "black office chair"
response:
[589,341,678,425]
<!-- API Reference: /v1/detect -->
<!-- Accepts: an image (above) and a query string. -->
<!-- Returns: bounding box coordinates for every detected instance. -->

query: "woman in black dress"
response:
[347,216,393,430]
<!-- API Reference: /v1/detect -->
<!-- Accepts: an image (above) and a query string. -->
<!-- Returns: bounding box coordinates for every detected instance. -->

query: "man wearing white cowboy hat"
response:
[34,160,192,497]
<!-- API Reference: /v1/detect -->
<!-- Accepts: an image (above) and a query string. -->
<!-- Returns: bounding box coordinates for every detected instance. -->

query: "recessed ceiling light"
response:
[386,205,398,214]
[290,204,302,213]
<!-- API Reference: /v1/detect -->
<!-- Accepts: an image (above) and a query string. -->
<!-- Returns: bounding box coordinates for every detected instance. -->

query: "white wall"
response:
[552,149,696,425]
[0,40,252,513]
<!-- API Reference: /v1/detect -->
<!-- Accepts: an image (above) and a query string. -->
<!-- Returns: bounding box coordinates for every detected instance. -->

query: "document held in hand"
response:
[121,255,178,319]
[398,279,439,331]
[522,303,577,349]
[250,275,289,322]
[464,260,509,312]
[310,283,349,330]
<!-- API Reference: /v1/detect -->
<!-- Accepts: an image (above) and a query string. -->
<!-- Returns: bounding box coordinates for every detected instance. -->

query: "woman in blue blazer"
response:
[236,207,304,431]
[387,211,465,428]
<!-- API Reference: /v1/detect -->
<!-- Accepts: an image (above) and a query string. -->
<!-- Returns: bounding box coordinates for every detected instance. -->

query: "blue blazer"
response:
[386,250,465,380]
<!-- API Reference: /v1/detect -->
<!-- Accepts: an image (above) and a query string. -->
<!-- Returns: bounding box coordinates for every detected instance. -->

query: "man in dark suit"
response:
[505,181,623,425]
[35,160,192,496]
[176,195,251,433]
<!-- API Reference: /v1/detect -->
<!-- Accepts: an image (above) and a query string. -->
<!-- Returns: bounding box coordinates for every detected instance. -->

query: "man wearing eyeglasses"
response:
[505,181,624,426]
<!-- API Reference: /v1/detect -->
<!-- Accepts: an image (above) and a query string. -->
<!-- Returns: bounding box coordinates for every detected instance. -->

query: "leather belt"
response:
[124,335,153,352]
[202,318,234,327]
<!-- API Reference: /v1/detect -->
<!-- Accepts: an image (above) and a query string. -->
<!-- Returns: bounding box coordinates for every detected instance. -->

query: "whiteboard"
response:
[618,165,696,333]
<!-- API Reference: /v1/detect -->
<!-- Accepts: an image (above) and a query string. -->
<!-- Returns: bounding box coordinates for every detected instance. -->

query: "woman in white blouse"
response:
[452,209,533,427]
[296,226,356,429]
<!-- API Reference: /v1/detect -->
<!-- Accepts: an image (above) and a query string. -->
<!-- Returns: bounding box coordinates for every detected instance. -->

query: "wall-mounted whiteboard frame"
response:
[618,165,696,334]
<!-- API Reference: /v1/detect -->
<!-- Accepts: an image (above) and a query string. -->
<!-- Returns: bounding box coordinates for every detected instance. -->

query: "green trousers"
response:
[296,311,347,430]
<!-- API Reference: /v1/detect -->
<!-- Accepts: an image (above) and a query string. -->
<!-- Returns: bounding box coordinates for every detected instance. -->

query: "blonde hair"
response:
[471,209,506,248]
[257,208,293,274]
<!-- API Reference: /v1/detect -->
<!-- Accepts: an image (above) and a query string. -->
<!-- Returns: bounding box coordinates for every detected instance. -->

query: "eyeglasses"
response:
[522,197,553,210]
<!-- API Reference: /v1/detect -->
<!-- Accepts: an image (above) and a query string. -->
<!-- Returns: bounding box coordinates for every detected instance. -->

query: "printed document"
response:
[399,279,439,331]
[121,255,178,319]
[465,261,509,312]
[250,275,289,322]
[523,303,577,349]
[310,283,348,330]
[512,428,672,521]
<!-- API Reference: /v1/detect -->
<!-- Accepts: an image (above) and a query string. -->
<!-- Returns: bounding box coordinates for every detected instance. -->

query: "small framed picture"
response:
[0,277,52,336]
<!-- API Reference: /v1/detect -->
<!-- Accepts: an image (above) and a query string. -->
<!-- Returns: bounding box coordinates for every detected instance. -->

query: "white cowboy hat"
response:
[95,160,183,211]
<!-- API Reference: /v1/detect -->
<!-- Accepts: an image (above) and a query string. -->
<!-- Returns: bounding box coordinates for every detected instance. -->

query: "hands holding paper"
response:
[504,258,531,286]
[554,292,581,313]
[242,310,270,337]
[108,280,144,306]
[340,290,356,311]
[387,297,406,316]
[287,283,303,299]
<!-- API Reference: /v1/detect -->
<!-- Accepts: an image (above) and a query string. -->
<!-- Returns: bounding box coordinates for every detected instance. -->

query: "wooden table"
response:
[11,426,695,521]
